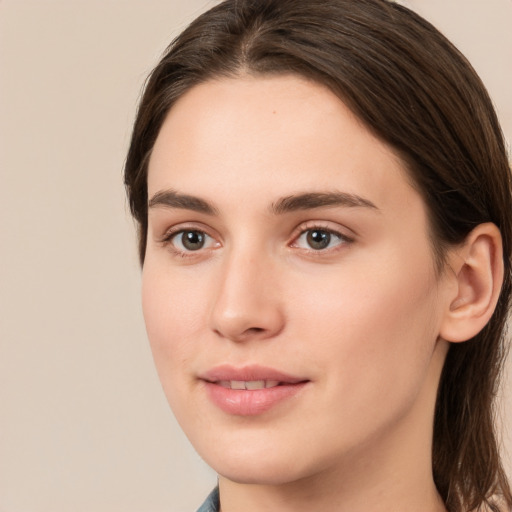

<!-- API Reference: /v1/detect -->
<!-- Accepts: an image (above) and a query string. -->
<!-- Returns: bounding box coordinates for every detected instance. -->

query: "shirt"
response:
[196,487,220,512]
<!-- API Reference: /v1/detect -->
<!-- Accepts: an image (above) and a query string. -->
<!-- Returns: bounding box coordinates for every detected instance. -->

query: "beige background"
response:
[0,1,510,511]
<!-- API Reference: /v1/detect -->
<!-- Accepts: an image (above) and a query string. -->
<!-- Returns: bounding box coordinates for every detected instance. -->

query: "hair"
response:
[124,0,512,510]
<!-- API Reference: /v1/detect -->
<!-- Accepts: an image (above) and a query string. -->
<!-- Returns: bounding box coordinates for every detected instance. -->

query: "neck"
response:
[218,441,447,512]
[219,477,446,512]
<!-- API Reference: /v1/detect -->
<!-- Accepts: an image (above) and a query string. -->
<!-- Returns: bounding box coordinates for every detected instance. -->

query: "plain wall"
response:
[0,1,510,511]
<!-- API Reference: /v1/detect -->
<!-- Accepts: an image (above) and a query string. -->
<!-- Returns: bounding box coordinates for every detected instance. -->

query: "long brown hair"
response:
[124,1,512,510]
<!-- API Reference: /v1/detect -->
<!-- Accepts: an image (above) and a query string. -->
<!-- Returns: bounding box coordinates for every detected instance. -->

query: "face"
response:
[143,75,451,486]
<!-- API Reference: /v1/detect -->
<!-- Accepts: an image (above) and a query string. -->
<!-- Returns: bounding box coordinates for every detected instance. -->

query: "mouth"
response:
[200,364,307,384]
[215,380,283,390]
[200,365,309,416]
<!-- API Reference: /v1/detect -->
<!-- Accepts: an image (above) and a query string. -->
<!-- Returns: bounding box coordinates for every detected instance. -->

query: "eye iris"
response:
[182,231,205,250]
[307,230,331,250]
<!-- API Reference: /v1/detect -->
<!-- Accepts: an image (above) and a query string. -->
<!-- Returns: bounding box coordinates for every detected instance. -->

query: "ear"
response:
[439,223,504,343]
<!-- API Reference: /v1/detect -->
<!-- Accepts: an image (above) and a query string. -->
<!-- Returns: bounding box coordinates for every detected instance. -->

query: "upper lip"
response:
[199,364,308,384]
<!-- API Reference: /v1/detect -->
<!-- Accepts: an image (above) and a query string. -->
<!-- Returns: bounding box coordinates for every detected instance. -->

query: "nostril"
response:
[246,327,265,334]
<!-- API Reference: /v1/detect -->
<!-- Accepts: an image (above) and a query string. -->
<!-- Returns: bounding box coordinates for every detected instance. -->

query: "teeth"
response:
[244,380,265,390]
[217,380,282,390]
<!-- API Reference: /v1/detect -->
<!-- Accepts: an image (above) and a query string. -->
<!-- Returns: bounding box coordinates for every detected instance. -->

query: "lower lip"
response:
[203,381,308,416]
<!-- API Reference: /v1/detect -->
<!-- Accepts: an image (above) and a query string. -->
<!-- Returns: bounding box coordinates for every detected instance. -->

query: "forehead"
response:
[148,75,419,216]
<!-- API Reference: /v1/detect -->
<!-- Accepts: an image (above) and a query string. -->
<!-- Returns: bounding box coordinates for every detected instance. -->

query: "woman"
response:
[124,0,512,511]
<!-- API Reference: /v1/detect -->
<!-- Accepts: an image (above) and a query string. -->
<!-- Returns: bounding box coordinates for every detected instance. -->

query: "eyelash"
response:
[159,222,353,259]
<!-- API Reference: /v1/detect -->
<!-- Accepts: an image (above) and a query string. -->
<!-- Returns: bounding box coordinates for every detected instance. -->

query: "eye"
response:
[293,227,348,251]
[169,229,216,252]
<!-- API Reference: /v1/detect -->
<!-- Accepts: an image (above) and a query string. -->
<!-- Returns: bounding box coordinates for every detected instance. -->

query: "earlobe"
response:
[439,223,504,343]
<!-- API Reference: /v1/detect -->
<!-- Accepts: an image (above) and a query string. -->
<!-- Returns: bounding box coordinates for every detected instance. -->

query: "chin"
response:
[212,459,310,486]
[195,433,332,486]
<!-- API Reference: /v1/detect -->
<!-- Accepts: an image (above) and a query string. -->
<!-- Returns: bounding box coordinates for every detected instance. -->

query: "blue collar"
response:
[196,487,220,512]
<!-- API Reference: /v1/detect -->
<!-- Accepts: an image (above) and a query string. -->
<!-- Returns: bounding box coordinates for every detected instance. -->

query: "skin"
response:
[142,75,454,512]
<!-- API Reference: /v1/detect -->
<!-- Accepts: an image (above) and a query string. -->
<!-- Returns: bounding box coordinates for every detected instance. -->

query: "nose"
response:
[209,250,285,343]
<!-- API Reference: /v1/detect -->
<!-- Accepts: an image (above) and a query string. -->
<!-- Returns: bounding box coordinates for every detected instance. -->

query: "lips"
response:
[199,365,309,416]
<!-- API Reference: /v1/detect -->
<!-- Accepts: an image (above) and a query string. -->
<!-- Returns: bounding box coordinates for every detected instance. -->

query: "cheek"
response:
[292,252,441,391]
[141,264,207,371]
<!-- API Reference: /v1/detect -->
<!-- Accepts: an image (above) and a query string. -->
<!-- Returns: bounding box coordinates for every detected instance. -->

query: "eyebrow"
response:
[270,192,379,214]
[147,189,379,215]
[148,189,218,215]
